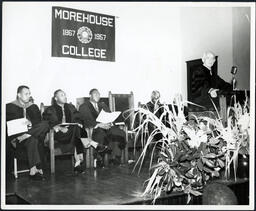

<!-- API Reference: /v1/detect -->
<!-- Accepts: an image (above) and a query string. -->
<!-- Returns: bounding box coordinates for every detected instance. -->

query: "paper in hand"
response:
[96,110,121,124]
[7,118,28,136]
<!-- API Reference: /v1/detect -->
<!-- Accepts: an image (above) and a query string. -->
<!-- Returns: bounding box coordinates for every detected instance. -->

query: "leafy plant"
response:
[129,93,250,204]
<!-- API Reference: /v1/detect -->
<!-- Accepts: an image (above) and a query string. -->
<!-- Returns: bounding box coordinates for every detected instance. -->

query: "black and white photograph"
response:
[1,1,255,210]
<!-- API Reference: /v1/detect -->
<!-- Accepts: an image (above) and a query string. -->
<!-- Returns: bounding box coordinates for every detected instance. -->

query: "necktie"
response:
[94,103,99,113]
[23,107,26,118]
[61,106,66,123]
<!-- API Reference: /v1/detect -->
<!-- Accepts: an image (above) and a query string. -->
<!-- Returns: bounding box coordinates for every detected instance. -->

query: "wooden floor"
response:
[6,158,154,205]
[6,158,249,205]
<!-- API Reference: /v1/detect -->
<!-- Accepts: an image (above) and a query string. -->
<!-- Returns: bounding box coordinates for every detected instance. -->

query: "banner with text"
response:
[52,6,115,61]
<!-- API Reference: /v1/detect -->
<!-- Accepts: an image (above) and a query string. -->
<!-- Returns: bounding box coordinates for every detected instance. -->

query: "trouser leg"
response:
[55,125,84,165]
[92,128,108,146]
[23,136,41,169]
[28,121,49,169]
[108,126,126,157]
[72,126,84,155]
[108,126,126,147]
[27,121,49,138]
[109,141,121,157]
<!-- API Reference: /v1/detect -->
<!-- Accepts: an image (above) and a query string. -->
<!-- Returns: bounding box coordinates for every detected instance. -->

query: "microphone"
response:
[231,66,238,90]
[231,66,238,75]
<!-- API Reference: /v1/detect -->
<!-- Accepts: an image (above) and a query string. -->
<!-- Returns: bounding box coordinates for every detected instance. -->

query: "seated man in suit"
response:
[191,51,232,109]
[79,88,126,165]
[43,89,107,174]
[145,90,163,118]
[6,85,49,180]
[144,90,165,143]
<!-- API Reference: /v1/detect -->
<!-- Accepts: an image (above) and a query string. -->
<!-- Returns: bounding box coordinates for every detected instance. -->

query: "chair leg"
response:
[89,147,94,168]
[104,153,109,167]
[85,148,90,168]
[125,144,129,163]
[49,130,55,174]
[14,158,18,179]
[121,150,125,164]
[123,127,129,164]
[50,149,55,174]
[135,148,139,161]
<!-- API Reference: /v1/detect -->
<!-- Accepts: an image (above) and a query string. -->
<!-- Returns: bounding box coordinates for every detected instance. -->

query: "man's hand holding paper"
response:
[95,110,121,129]
[96,122,112,130]
[96,110,121,124]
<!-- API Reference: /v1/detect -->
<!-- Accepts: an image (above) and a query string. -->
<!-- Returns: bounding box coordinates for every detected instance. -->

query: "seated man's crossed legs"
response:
[27,121,49,169]
[54,125,109,173]
[11,121,49,180]
[92,126,126,165]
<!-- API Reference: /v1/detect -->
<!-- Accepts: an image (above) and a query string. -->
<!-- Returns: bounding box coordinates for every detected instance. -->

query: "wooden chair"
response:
[7,129,30,179]
[108,91,135,163]
[40,103,74,174]
[13,150,30,179]
[76,97,110,168]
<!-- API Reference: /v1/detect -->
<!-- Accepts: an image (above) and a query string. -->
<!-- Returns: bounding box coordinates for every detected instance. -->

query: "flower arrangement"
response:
[130,93,250,204]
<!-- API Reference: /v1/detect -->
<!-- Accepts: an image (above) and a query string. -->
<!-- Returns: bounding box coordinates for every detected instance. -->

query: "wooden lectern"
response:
[218,90,250,126]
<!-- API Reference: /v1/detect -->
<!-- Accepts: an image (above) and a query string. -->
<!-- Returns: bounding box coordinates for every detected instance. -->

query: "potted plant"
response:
[130,93,250,204]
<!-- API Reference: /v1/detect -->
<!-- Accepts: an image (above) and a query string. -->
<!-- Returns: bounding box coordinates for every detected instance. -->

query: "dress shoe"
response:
[29,172,45,181]
[74,164,86,174]
[96,159,104,168]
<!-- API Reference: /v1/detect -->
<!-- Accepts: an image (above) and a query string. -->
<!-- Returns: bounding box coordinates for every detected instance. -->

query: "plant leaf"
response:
[197,160,203,171]
[203,166,213,173]
[204,158,215,168]
[204,153,217,159]
[217,159,225,168]
[211,171,220,177]
[190,189,202,196]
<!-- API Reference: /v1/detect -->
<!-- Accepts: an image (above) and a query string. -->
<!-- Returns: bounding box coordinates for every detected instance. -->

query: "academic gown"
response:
[43,103,85,154]
[191,65,232,110]
[6,100,49,169]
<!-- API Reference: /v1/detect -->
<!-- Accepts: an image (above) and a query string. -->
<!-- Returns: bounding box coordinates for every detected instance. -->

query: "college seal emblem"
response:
[77,26,93,44]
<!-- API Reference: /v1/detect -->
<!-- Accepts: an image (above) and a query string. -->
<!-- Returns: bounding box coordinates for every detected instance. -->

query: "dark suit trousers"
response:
[54,125,84,154]
[92,126,126,156]
[27,121,49,168]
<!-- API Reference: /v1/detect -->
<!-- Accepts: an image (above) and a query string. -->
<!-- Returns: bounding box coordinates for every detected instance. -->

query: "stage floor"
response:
[6,158,249,205]
[6,160,153,205]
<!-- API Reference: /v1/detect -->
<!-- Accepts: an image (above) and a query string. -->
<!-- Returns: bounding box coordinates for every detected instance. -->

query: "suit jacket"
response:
[79,100,110,128]
[145,101,164,118]
[43,103,82,128]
